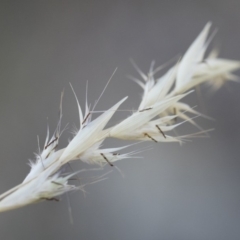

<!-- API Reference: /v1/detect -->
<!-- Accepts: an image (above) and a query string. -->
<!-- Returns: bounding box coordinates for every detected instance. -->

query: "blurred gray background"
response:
[0,0,240,239]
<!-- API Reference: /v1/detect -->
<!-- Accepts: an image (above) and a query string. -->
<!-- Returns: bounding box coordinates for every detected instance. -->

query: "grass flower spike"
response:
[0,22,239,213]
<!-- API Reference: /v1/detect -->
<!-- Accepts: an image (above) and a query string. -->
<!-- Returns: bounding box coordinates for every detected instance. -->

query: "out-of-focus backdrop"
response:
[0,1,240,240]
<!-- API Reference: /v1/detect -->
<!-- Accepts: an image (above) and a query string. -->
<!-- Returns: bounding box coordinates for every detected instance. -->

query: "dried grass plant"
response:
[0,22,239,213]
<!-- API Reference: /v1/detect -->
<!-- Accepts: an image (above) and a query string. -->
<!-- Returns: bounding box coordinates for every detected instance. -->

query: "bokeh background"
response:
[0,0,240,239]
